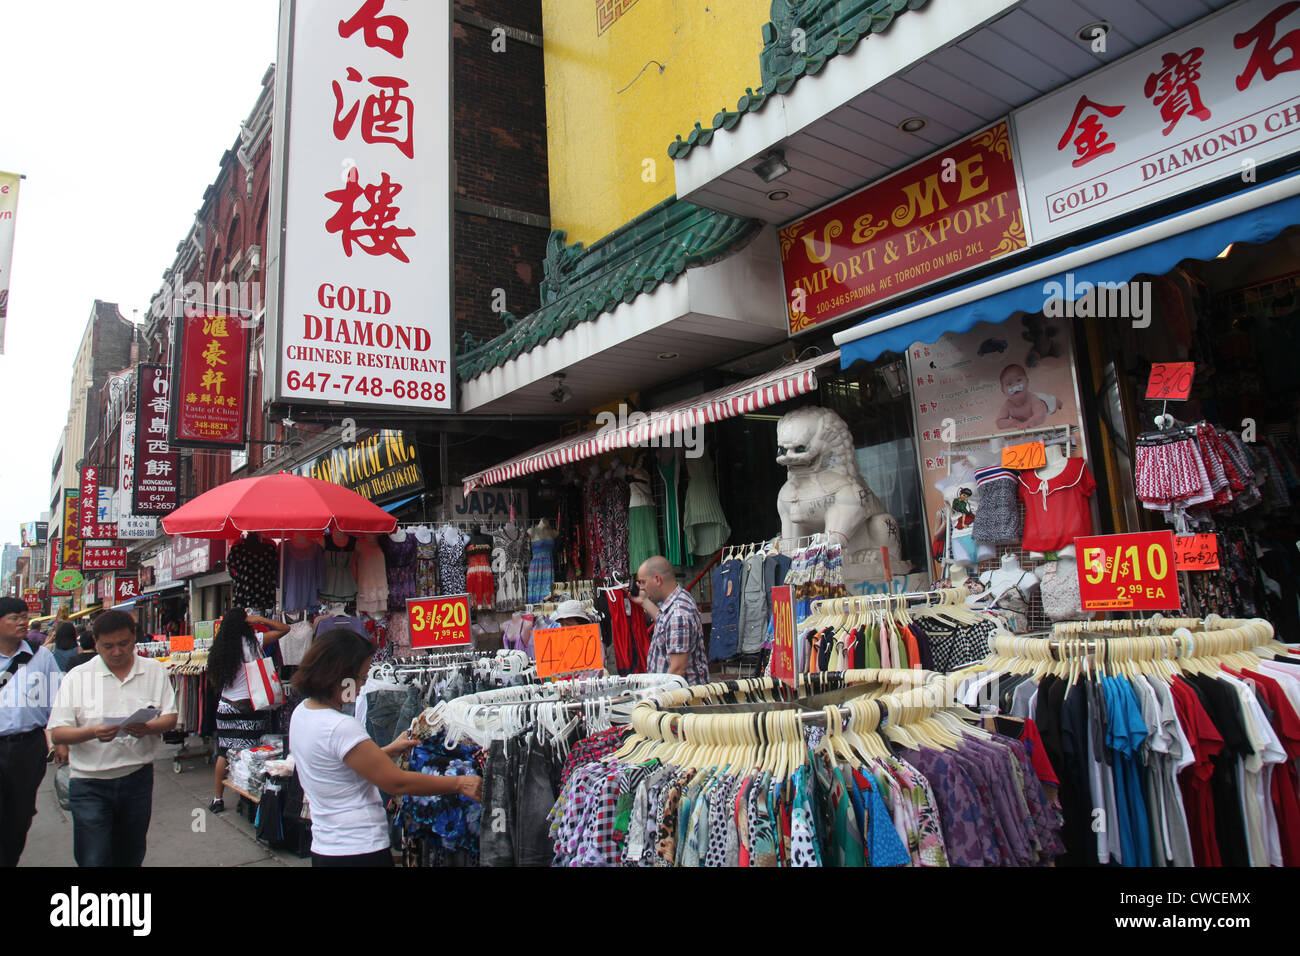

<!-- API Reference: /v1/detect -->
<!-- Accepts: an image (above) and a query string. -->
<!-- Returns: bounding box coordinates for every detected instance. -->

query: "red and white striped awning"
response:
[462,351,839,494]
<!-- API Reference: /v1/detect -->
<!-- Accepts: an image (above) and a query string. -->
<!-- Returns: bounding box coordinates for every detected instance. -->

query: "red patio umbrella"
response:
[161,472,398,540]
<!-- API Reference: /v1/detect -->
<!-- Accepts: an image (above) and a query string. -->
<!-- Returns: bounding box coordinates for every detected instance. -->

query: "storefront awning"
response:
[835,173,1300,366]
[69,605,100,621]
[381,494,422,513]
[140,582,187,597]
[461,350,840,494]
[110,599,138,611]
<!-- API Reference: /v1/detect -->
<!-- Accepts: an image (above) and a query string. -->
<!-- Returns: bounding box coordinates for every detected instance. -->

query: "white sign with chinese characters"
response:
[267,0,453,410]
[1012,0,1300,243]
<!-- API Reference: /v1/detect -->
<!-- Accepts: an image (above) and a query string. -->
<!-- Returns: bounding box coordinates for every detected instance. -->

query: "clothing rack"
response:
[946,422,1077,451]
[427,673,687,748]
[807,587,972,616]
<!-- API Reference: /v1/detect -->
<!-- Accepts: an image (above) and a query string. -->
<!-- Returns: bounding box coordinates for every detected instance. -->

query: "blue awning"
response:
[837,174,1300,366]
[380,494,422,513]
[110,598,138,611]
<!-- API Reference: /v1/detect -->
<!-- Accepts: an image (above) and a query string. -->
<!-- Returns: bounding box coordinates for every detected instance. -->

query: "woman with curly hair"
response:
[291,628,482,866]
[207,607,289,813]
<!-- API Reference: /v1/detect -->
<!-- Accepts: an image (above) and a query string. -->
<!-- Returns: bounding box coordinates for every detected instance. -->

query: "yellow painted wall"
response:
[542,0,769,245]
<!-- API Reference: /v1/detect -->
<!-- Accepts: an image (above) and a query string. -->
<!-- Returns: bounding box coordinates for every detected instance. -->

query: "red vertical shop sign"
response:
[133,364,179,514]
[79,466,116,539]
[170,313,250,448]
[61,489,81,570]
[771,585,796,689]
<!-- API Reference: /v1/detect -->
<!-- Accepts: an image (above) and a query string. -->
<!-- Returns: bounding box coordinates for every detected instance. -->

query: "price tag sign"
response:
[1174,533,1220,571]
[770,585,796,689]
[1076,531,1180,611]
[1001,440,1047,470]
[171,635,194,652]
[407,593,472,650]
[534,623,603,679]
[1146,362,1195,401]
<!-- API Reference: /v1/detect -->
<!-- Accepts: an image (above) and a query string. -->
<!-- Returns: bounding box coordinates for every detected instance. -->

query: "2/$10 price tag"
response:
[1001,440,1046,470]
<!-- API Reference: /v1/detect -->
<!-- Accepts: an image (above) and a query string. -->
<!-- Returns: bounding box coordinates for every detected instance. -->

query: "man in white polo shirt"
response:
[48,609,178,867]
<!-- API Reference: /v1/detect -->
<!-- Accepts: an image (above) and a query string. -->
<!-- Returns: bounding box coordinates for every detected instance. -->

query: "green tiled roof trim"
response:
[457,197,761,380]
[667,0,930,161]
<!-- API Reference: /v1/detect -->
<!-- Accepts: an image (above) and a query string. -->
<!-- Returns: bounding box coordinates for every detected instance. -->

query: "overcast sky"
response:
[0,1,279,551]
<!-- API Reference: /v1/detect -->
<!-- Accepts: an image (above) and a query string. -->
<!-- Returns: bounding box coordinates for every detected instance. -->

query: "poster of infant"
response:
[906,316,1085,573]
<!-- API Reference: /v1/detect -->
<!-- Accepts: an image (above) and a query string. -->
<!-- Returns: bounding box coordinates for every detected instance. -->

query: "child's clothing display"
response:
[1017,457,1096,553]
[972,466,1021,544]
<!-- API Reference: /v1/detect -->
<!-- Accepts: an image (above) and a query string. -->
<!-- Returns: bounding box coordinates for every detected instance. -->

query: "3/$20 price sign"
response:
[1076,531,1180,611]
[407,593,472,650]
[534,624,603,679]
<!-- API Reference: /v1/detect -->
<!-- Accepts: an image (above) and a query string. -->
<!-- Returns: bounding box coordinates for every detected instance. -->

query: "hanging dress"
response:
[466,540,495,610]
[380,534,419,611]
[437,525,469,597]
[683,448,731,556]
[527,531,555,603]
[354,536,389,616]
[281,540,324,612]
[628,469,660,572]
[319,535,358,605]
[414,528,438,597]
[657,456,684,566]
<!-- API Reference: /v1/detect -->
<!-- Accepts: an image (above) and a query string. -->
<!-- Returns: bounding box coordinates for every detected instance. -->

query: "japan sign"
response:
[780,121,1026,335]
[266,0,454,411]
[1012,0,1300,243]
[170,313,250,448]
[132,364,179,515]
[1077,531,1180,611]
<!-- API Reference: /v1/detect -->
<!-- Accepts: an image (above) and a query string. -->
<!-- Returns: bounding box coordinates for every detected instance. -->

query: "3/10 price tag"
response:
[1001,440,1047,470]
[534,623,603,679]
[1174,533,1220,571]
[1146,362,1195,401]
[1076,531,1180,611]
[407,593,472,650]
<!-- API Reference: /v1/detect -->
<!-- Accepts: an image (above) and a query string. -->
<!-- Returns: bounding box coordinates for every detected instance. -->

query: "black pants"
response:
[69,764,154,867]
[0,728,48,867]
[311,847,394,867]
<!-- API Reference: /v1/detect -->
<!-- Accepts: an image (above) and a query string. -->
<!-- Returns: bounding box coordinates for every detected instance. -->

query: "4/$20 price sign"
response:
[534,623,603,679]
[407,593,472,650]
[1076,531,1180,611]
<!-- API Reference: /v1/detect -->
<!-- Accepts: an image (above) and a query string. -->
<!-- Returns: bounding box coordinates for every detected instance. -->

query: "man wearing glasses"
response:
[0,597,66,866]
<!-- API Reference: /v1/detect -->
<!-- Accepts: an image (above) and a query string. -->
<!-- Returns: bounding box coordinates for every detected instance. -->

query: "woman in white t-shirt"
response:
[207,607,290,814]
[290,628,483,866]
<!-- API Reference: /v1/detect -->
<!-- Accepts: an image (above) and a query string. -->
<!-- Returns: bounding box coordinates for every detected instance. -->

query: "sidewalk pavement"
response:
[19,745,309,868]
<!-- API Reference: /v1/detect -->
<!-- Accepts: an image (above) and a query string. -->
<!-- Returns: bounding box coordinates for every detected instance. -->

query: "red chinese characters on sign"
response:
[133,364,180,514]
[1056,96,1126,167]
[780,122,1025,334]
[115,574,139,603]
[173,315,249,448]
[1235,1,1300,90]
[338,0,408,57]
[324,171,415,261]
[328,0,415,259]
[83,547,127,571]
[79,467,116,540]
[333,70,414,158]
[61,490,81,570]
[1144,48,1212,136]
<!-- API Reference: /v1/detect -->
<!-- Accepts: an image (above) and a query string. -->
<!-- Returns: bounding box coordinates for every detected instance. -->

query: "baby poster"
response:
[907,316,1083,572]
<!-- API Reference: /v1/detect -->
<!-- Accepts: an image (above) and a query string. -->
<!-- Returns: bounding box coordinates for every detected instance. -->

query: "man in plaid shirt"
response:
[634,556,708,686]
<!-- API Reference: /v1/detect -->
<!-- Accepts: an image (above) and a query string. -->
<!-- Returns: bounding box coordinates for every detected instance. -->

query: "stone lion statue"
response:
[775,406,908,581]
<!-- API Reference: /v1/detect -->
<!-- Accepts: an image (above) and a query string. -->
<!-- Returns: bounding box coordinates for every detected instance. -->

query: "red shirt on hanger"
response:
[1017,457,1096,552]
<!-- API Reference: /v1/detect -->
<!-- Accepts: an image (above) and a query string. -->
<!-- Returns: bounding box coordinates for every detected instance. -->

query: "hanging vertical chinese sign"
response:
[265,0,454,411]
[170,313,251,448]
[133,364,180,515]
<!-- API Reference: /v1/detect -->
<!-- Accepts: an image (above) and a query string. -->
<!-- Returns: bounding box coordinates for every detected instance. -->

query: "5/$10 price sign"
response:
[407,593,472,649]
[1076,531,1180,611]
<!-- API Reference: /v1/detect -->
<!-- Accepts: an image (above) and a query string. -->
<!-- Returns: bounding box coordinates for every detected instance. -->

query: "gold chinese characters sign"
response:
[170,314,250,448]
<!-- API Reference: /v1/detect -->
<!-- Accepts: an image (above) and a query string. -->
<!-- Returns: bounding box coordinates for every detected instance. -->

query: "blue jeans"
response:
[69,764,154,867]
